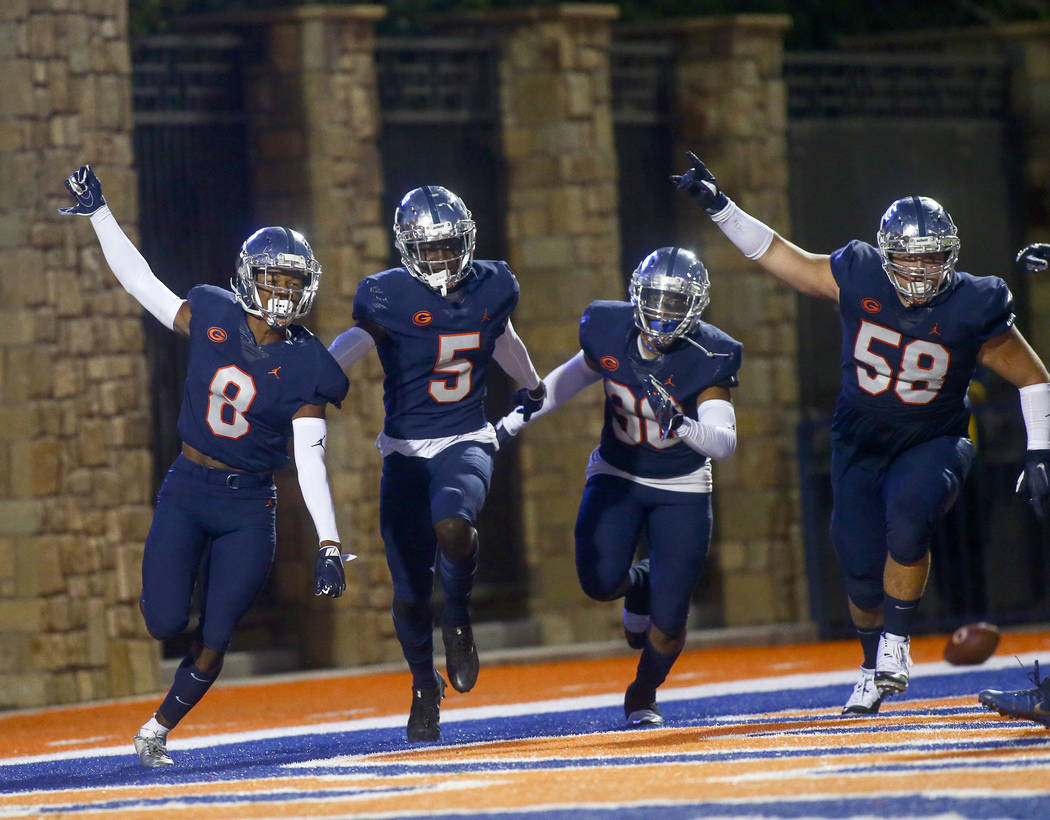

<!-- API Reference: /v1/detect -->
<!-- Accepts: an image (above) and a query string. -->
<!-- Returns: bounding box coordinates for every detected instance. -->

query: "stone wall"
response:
[1,0,157,708]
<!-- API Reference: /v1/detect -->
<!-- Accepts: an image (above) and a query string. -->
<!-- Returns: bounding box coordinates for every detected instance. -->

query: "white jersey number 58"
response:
[854,320,949,405]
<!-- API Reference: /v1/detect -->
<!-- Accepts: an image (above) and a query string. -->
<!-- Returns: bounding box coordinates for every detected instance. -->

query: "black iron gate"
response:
[376,36,527,621]
[612,39,676,291]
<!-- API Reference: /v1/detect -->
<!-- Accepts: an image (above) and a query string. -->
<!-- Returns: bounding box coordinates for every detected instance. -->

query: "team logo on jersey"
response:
[413,310,433,326]
[268,366,282,379]
[861,298,881,314]
[600,356,619,371]
[208,326,228,343]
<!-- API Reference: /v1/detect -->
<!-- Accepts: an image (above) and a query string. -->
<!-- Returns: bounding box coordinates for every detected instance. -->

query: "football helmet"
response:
[629,247,710,350]
[394,186,476,295]
[233,226,321,327]
[876,196,960,305]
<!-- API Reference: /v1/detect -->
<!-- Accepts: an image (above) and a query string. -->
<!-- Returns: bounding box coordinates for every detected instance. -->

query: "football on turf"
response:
[943,622,1000,665]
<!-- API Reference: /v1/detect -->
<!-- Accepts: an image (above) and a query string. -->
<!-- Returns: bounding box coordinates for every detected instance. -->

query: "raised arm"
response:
[60,165,190,335]
[672,152,839,302]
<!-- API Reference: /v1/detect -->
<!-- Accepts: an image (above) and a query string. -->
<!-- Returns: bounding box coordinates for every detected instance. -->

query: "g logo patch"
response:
[413,311,433,326]
[862,298,881,314]
[600,356,619,371]
[208,326,228,343]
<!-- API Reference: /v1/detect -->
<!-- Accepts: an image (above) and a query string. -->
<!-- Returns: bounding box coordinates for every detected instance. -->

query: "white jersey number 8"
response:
[207,364,257,438]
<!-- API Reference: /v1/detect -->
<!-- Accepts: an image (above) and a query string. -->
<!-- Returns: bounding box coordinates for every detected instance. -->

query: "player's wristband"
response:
[710,197,775,261]
[1020,382,1050,450]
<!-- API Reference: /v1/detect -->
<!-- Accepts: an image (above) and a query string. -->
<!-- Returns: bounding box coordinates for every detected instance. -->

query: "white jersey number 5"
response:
[430,333,481,403]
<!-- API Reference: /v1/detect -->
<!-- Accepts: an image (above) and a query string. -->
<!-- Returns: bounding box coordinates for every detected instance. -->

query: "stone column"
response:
[622,15,804,626]
[190,5,394,667]
[434,5,624,643]
[2,0,158,707]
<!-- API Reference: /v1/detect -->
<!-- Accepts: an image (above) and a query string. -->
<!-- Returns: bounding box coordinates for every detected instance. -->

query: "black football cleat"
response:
[442,623,479,693]
[622,558,651,650]
[979,660,1050,728]
[406,671,446,742]
[624,679,664,728]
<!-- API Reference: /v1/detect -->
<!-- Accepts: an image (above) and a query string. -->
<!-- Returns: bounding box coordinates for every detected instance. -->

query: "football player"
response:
[673,153,1050,716]
[498,246,741,727]
[61,166,351,767]
[327,185,545,741]
[977,241,1050,728]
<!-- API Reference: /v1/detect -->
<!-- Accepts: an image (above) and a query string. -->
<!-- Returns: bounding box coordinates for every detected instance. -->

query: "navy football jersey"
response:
[353,260,519,439]
[579,301,742,479]
[176,286,349,472]
[830,240,1014,467]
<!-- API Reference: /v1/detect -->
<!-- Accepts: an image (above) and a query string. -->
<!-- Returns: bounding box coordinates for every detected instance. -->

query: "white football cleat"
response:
[133,729,174,767]
[875,633,912,695]
[842,666,882,715]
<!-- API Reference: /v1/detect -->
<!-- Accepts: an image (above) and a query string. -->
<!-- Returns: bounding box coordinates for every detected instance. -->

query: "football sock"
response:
[883,595,919,638]
[857,626,881,669]
[634,638,680,693]
[439,547,477,626]
[156,653,220,728]
[393,599,438,689]
[141,716,169,737]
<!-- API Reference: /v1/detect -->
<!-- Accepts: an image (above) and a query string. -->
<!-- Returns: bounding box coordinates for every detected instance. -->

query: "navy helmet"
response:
[629,247,711,350]
[394,186,476,295]
[233,226,321,327]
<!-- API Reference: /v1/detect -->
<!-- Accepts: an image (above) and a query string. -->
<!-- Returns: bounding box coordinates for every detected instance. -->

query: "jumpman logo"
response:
[268,366,282,378]
[929,323,941,336]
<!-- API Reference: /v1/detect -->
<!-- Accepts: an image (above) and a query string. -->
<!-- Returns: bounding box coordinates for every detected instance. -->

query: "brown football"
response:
[943,622,1000,665]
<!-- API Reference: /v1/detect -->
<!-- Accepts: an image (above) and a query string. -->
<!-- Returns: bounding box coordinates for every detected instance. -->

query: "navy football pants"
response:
[575,474,712,636]
[829,435,975,610]
[140,455,277,653]
[380,441,495,602]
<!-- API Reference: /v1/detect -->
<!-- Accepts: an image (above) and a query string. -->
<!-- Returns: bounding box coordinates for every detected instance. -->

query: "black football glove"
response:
[1016,243,1050,275]
[1016,449,1050,519]
[314,544,347,598]
[515,381,546,422]
[643,375,684,440]
[59,165,107,217]
[670,151,729,214]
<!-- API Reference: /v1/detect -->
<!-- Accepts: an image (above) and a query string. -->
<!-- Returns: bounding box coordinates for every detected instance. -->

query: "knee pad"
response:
[435,517,476,562]
[392,598,433,626]
[142,607,189,642]
[577,569,627,603]
[844,576,883,612]
[887,524,932,565]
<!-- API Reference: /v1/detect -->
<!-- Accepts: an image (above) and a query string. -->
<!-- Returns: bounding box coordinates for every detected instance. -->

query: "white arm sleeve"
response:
[493,318,541,390]
[1020,382,1050,450]
[675,399,737,461]
[498,350,602,436]
[89,206,184,330]
[292,416,340,544]
[710,197,776,260]
[327,325,377,371]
